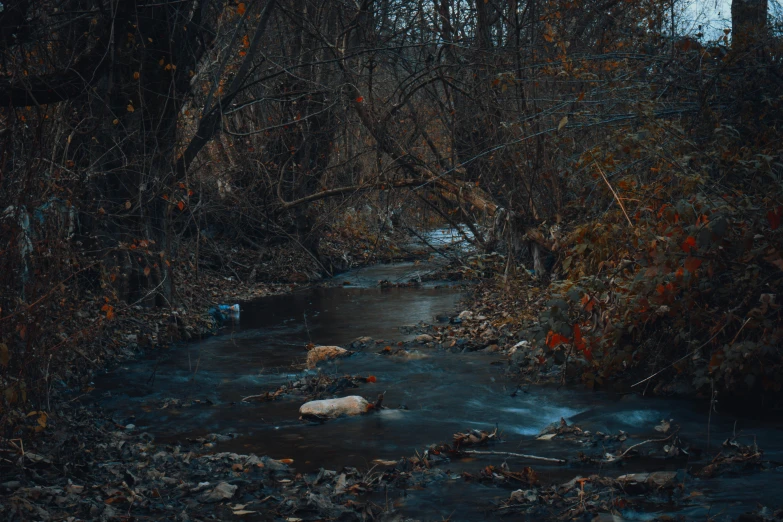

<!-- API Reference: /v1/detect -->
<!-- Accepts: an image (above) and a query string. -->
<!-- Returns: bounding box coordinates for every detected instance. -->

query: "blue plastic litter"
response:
[208,304,240,327]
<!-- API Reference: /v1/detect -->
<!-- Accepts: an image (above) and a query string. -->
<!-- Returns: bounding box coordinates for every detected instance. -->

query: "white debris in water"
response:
[299,396,372,420]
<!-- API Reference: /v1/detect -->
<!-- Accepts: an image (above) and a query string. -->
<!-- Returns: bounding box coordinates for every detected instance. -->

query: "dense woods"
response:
[1,0,782,416]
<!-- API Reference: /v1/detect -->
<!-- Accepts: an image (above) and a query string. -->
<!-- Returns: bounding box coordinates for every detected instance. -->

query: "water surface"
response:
[96,251,783,520]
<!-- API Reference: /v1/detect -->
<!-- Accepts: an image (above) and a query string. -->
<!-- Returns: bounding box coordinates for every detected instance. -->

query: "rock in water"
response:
[306,346,350,369]
[299,396,372,420]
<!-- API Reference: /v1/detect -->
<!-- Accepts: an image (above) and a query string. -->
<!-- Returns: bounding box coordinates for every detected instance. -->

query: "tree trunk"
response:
[732,0,767,48]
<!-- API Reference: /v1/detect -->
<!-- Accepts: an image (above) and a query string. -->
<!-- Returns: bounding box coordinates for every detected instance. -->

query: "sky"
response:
[683,0,782,40]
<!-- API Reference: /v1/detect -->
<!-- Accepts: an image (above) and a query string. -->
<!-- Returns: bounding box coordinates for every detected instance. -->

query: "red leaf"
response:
[681,236,696,253]
[355,96,364,103]
[684,256,703,273]
[177,201,185,211]
[767,206,783,230]
[546,332,570,348]
[573,324,586,351]
[367,375,377,383]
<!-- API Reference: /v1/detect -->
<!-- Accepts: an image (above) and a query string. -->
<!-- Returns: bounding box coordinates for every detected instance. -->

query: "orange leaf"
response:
[143,266,151,277]
[367,375,377,383]
[684,256,703,273]
[101,304,115,320]
[237,2,246,15]
[581,294,595,312]
[355,96,364,103]
[177,201,185,211]
[681,236,696,253]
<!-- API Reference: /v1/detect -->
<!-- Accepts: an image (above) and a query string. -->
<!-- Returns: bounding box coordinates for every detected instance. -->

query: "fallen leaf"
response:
[200,482,237,503]
[681,236,696,253]
[767,207,782,230]
[654,419,671,433]
[684,256,703,273]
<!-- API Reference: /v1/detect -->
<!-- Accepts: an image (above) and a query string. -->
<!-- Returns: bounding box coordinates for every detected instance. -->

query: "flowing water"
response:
[95,232,783,520]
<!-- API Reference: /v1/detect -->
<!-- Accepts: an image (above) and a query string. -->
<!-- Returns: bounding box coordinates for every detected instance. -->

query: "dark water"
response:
[95,249,783,520]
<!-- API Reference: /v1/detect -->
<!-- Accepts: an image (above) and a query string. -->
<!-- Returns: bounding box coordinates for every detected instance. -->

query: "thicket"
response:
[1,0,781,424]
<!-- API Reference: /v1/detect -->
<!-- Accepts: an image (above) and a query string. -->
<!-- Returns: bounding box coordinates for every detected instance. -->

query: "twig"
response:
[613,431,676,460]
[241,393,269,402]
[631,318,739,388]
[593,159,632,226]
[461,450,566,464]
[708,378,716,449]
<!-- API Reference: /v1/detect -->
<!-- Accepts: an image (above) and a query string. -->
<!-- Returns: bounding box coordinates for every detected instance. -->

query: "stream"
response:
[95,231,783,520]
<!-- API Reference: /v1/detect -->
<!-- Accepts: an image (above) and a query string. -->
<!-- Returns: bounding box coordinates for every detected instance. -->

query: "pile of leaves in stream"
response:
[242,373,378,403]
[399,420,782,521]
